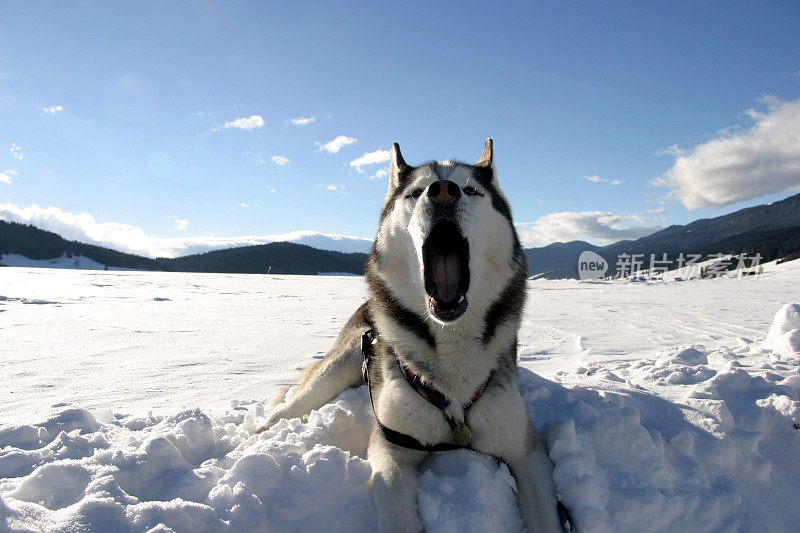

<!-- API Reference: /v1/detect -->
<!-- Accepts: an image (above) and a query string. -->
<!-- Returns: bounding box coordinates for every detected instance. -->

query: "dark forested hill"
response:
[0,220,173,270]
[524,240,600,277]
[0,220,369,275]
[688,225,800,266]
[161,242,368,275]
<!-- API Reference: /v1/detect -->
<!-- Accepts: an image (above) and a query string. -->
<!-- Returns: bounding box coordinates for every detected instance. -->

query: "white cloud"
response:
[10,142,23,160]
[0,201,371,257]
[583,175,621,186]
[239,202,251,208]
[265,186,276,194]
[316,135,357,154]
[168,215,189,231]
[350,149,391,172]
[253,154,266,165]
[318,183,346,192]
[516,211,662,247]
[41,105,64,114]
[654,97,800,209]
[290,115,316,126]
[370,168,388,180]
[220,115,264,131]
[271,155,289,166]
[0,202,176,257]
[0,169,16,184]
[655,144,682,157]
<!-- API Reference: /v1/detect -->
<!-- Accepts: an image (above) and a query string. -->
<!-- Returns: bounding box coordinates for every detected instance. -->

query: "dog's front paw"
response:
[377,509,423,533]
[254,409,286,434]
[372,474,424,533]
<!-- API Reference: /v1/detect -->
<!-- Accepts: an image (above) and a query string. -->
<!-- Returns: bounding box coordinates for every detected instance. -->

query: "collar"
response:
[397,360,493,412]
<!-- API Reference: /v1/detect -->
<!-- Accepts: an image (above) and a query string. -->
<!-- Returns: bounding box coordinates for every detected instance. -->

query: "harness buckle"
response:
[360,329,375,360]
[361,329,376,383]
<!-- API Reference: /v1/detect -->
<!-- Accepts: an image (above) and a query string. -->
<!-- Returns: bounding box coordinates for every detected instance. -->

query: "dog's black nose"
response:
[427,180,461,206]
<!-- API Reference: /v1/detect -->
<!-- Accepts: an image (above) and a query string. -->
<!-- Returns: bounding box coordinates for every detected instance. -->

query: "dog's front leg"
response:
[506,427,563,533]
[470,387,563,533]
[367,426,427,533]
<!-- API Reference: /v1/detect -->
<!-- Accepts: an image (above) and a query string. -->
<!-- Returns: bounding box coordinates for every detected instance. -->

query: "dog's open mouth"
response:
[422,219,470,322]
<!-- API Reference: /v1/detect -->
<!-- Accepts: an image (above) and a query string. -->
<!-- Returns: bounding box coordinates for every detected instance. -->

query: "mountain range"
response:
[0,221,369,275]
[535,191,800,278]
[3,191,800,277]
[155,230,374,256]
[524,240,601,276]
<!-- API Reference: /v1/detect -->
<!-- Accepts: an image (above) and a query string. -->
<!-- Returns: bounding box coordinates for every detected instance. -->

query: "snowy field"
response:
[1,263,799,532]
[0,253,137,271]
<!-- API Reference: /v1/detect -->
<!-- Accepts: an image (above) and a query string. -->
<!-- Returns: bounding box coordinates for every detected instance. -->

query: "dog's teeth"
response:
[458,295,465,303]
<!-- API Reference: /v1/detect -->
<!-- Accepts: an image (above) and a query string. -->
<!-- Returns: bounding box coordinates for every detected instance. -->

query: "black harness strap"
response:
[378,423,465,453]
[361,329,491,452]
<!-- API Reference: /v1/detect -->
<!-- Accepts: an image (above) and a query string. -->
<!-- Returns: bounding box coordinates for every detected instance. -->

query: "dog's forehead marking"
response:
[442,164,475,185]
[410,162,475,186]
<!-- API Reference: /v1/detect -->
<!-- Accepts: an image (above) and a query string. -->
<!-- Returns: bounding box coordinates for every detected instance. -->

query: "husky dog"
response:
[258,140,563,532]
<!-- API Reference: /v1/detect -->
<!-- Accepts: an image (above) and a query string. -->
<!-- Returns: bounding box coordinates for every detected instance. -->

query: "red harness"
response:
[361,329,494,451]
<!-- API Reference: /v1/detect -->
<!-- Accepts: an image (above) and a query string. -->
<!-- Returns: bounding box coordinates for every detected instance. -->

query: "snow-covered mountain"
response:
[156,230,373,256]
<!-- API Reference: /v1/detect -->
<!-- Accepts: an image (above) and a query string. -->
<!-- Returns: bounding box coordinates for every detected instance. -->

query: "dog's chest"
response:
[428,342,493,399]
[392,325,497,412]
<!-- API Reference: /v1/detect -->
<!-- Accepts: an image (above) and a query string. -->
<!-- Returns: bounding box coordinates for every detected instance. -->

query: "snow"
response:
[0,253,135,271]
[1,259,799,532]
[764,303,800,356]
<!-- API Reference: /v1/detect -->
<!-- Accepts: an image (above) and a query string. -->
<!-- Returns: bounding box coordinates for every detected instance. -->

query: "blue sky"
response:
[1,1,799,256]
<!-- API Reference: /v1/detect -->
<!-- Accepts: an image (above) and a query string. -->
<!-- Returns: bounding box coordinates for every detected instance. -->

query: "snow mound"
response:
[3,348,800,532]
[534,363,800,533]
[0,394,378,532]
[764,303,800,356]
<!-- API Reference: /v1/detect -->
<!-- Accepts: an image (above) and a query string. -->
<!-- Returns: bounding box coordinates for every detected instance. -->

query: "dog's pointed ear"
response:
[389,142,409,193]
[475,138,493,168]
[474,138,500,186]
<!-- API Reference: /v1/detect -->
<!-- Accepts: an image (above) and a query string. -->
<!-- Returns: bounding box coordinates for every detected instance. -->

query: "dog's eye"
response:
[463,186,483,197]
[406,188,424,199]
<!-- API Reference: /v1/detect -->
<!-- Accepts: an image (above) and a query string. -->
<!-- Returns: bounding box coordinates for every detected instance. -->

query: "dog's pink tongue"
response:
[433,254,461,303]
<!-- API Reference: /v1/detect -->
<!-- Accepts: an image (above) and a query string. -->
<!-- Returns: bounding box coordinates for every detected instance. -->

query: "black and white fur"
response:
[257,140,562,532]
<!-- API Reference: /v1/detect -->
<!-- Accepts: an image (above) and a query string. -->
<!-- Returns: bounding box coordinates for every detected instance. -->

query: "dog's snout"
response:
[427,180,461,206]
